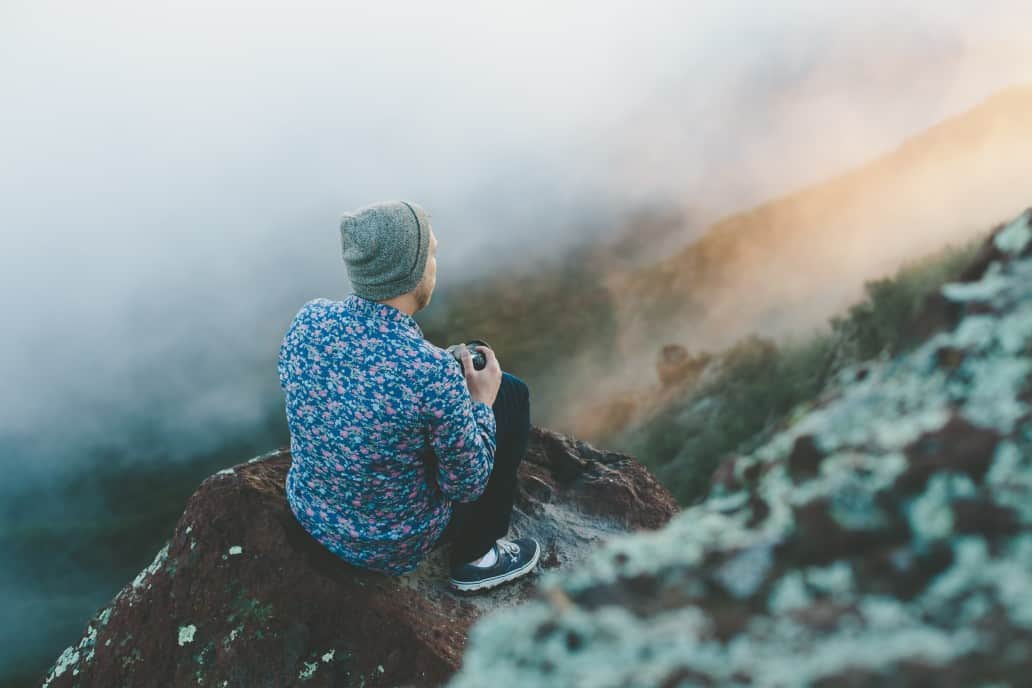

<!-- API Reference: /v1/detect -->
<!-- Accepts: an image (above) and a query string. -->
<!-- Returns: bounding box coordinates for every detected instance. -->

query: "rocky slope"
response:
[38,428,677,687]
[446,209,1032,686]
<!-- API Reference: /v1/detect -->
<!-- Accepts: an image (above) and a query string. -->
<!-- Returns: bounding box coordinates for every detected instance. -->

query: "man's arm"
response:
[422,355,497,503]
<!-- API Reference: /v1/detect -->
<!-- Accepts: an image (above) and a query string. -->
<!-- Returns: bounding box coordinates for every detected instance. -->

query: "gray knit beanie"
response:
[339,200,431,301]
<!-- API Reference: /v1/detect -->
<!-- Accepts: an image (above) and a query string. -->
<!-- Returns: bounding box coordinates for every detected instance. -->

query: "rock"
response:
[38,427,678,688]
[447,208,1032,687]
[656,345,711,388]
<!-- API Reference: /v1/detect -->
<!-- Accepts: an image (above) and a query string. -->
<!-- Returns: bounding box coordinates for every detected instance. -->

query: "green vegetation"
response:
[831,240,983,359]
[613,236,985,506]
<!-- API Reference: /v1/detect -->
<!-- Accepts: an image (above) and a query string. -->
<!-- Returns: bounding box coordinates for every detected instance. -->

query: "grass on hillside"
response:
[613,235,986,506]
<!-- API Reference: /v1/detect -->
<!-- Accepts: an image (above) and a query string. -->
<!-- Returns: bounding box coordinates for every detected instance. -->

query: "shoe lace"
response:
[497,539,520,561]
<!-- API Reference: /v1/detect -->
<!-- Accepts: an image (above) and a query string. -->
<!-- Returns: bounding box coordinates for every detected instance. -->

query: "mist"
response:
[6,0,1032,681]
[3,0,1031,487]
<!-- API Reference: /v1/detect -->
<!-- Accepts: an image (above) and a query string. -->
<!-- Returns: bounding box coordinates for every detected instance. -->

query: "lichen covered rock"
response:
[448,209,1032,687]
[39,428,677,688]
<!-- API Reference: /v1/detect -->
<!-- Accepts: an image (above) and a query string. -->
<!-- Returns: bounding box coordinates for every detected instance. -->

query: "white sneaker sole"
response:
[448,545,541,592]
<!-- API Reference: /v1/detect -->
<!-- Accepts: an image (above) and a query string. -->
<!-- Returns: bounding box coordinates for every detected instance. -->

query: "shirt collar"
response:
[342,293,424,338]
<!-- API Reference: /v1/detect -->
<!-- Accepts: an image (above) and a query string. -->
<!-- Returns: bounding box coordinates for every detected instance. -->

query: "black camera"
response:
[446,339,490,373]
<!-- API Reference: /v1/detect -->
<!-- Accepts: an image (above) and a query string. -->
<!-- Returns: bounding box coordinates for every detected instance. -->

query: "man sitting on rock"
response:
[277,199,540,592]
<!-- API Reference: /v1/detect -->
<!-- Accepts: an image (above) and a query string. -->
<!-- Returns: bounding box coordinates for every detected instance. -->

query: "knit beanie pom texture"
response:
[339,200,431,301]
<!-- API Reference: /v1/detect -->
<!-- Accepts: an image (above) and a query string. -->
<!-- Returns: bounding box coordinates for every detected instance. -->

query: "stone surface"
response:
[38,428,677,688]
[448,209,1032,687]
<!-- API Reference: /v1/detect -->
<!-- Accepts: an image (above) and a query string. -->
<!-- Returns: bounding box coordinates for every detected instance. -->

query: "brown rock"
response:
[897,415,1001,493]
[40,427,678,688]
[786,435,825,483]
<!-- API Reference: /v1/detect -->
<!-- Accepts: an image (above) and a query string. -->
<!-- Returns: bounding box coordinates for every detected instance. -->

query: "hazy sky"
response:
[2,0,1031,485]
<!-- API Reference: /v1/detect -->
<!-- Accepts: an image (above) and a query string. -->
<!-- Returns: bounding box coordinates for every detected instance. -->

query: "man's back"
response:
[277,294,497,574]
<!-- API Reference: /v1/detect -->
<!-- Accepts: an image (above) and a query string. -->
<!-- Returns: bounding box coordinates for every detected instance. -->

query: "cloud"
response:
[1,0,1031,489]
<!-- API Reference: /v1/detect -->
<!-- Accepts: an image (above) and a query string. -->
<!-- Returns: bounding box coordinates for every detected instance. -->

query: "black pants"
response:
[431,371,531,568]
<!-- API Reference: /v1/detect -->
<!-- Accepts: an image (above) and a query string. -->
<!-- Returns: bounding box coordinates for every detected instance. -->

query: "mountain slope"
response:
[421,85,1032,436]
[447,208,1032,687]
[610,84,1032,355]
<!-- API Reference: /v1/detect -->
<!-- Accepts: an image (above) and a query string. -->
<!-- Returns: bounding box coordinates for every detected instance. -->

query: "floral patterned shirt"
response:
[278,294,497,575]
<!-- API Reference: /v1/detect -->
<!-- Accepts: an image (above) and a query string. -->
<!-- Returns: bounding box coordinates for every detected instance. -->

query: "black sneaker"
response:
[448,537,541,592]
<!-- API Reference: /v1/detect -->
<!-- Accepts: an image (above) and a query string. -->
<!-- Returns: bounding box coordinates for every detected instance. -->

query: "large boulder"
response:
[39,427,677,688]
[447,209,1032,687]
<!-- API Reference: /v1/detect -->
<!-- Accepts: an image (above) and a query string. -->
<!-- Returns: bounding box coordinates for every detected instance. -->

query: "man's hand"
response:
[461,345,502,407]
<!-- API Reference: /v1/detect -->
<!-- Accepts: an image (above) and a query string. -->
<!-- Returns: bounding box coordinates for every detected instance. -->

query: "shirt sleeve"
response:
[421,355,497,503]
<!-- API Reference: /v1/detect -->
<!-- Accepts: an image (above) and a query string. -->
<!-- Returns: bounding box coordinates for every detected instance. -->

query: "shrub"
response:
[617,237,984,505]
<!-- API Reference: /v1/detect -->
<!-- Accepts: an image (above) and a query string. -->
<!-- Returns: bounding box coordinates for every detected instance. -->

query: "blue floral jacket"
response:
[277,294,497,574]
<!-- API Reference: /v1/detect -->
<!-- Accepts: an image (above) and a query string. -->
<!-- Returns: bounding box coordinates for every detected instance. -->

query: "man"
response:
[278,199,540,592]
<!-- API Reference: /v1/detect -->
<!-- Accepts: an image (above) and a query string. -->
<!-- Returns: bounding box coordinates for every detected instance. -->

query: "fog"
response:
[2,0,1031,481]
[5,1,1032,681]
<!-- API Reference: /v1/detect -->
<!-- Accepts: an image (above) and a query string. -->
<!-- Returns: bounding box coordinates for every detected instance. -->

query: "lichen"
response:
[41,601,117,684]
[906,473,976,542]
[41,645,79,687]
[921,534,1032,630]
[450,590,981,687]
[715,544,773,599]
[247,448,285,464]
[546,507,763,594]
[131,542,170,591]
[768,573,811,614]
[222,624,244,651]
[987,441,1032,524]
[993,210,1032,255]
[941,270,1010,303]
[193,640,217,684]
[119,647,143,669]
[806,561,854,601]
[298,661,319,681]
[97,607,112,626]
[178,624,197,646]
[228,545,243,556]
[226,594,276,634]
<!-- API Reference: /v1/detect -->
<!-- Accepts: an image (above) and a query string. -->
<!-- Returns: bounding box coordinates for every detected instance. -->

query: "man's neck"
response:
[376,293,418,316]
